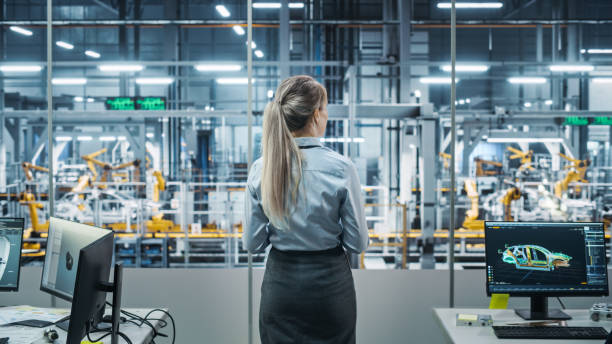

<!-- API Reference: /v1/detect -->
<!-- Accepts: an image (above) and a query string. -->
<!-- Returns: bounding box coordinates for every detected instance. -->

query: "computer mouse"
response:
[66,251,73,270]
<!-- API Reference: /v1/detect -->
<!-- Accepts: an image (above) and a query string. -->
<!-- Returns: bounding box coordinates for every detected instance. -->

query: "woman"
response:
[244,75,369,344]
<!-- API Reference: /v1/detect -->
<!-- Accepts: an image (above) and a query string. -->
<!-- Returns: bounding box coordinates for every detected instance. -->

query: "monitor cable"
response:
[106,302,175,344]
[557,297,567,310]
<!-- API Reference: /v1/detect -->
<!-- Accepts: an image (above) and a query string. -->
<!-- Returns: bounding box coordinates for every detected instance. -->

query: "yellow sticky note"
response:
[489,293,509,309]
[81,341,103,344]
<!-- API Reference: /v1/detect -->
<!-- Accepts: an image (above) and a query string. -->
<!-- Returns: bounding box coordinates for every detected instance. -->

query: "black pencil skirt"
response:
[259,246,357,344]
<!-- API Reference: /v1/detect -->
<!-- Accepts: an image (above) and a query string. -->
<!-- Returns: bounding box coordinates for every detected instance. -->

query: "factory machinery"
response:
[3,108,612,269]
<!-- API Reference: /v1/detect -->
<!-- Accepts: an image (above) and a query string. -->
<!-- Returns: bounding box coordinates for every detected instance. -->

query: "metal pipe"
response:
[449,0,456,308]
[46,0,53,217]
[246,0,253,343]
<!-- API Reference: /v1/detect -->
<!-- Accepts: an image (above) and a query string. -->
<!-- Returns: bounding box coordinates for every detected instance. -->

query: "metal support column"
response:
[419,119,437,269]
[47,0,54,217]
[398,0,411,103]
[449,0,457,307]
[279,0,290,79]
[118,0,128,96]
[246,1,254,343]
[536,24,543,108]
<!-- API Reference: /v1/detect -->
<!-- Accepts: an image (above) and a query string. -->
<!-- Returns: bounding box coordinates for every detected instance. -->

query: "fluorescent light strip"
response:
[195,64,241,72]
[524,102,532,108]
[507,77,547,84]
[56,41,74,50]
[216,78,253,85]
[146,133,154,138]
[487,137,563,143]
[545,99,553,105]
[441,64,489,72]
[74,97,84,102]
[215,5,231,17]
[98,64,144,72]
[437,2,503,9]
[77,136,93,141]
[592,78,612,84]
[549,65,594,72]
[85,50,101,58]
[583,49,612,54]
[246,41,257,49]
[117,136,127,141]
[253,2,305,8]
[0,65,42,72]
[419,77,458,84]
[254,50,264,58]
[135,77,174,85]
[267,90,274,98]
[100,136,116,142]
[87,98,94,103]
[9,26,33,36]
[56,136,73,142]
[52,78,87,85]
[232,25,245,35]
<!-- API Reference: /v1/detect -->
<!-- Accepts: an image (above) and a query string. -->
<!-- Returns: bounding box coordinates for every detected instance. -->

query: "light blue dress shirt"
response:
[243,137,369,254]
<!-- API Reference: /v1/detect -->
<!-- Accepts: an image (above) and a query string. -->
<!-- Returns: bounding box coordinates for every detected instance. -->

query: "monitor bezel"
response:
[484,221,609,297]
[0,217,25,292]
[40,217,113,302]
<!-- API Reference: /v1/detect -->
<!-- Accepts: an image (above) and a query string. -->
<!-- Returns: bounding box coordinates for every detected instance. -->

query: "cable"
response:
[144,309,175,344]
[557,297,567,310]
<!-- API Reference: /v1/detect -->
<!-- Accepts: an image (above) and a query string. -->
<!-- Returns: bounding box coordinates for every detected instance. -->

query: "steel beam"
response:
[279,0,290,79]
[399,0,411,103]
[419,118,437,269]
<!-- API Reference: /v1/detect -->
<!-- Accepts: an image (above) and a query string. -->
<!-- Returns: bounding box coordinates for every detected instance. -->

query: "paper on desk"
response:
[0,305,70,326]
[0,326,43,343]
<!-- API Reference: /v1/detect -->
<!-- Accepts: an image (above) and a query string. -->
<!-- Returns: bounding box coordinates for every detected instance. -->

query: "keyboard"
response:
[493,325,609,339]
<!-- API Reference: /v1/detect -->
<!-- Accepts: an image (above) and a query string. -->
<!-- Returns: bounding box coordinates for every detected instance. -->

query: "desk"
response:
[434,308,612,343]
[1,308,169,344]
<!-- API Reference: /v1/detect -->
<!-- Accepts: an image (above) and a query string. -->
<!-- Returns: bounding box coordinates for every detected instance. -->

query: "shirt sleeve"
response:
[339,162,369,253]
[243,182,270,253]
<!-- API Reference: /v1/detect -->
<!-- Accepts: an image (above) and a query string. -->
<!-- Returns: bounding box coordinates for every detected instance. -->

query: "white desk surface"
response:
[434,308,612,344]
[1,308,169,344]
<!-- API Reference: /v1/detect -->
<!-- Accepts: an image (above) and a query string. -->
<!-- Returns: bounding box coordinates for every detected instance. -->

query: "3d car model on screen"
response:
[500,244,572,271]
[0,235,9,279]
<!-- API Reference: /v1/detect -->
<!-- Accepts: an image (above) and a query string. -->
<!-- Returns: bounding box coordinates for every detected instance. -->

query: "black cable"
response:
[143,309,175,344]
[557,297,567,310]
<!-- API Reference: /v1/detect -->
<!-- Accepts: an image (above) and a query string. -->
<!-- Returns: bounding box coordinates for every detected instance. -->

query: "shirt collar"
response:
[294,137,323,148]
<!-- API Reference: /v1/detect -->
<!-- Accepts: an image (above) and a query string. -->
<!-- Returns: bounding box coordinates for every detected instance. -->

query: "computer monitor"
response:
[485,221,608,320]
[0,218,24,291]
[66,232,116,344]
[41,217,111,301]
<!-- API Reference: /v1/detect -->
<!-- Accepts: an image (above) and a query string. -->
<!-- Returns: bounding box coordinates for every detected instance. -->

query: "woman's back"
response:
[244,136,368,253]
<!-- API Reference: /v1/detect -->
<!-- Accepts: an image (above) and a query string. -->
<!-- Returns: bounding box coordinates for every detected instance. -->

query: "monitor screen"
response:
[41,217,112,301]
[0,218,24,291]
[485,221,608,296]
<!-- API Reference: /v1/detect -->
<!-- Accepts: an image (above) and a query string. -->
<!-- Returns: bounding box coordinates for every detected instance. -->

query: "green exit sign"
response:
[137,97,165,110]
[563,116,589,126]
[105,97,166,110]
[106,97,135,110]
[592,117,612,125]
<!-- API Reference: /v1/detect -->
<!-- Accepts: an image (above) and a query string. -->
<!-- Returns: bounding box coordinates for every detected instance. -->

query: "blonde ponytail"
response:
[261,75,326,228]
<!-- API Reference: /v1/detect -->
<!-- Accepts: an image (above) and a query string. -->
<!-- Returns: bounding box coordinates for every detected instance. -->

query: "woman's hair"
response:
[260,75,326,228]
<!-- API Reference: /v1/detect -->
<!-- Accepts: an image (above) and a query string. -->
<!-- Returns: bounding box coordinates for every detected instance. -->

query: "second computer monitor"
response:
[0,218,24,291]
[41,217,112,301]
[485,221,608,320]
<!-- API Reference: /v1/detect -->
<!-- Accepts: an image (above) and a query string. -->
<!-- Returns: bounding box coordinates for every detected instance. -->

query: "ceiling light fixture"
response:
[85,50,101,58]
[524,102,532,108]
[232,25,245,35]
[253,2,305,8]
[195,64,242,72]
[55,136,73,142]
[98,64,144,72]
[246,41,257,49]
[77,136,93,141]
[544,99,553,105]
[215,5,231,17]
[583,49,612,54]
[56,41,74,50]
[419,77,458,84]
[0,65,42,72]
[441,64,489,72]
[437,2,503,9]
[549,65,594,72]
[99,136,117,142]
[254,50,264,58]
[487,137,563,143]
[87,98,94,103]
[9,26,33,36]
[592,78,612,84]
[507,77,547,84]
[216,77,253,85]
[267,90,274,98]
[74,97,84,102]
[52,78,87,85]
[135,77,174,85]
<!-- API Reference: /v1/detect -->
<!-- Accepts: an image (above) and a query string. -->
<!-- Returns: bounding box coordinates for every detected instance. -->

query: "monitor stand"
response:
[515,296,571,320]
